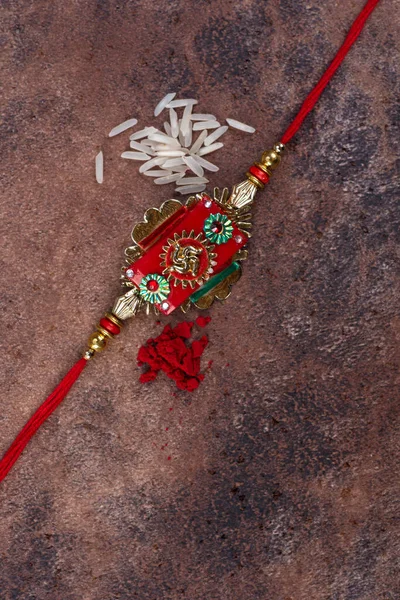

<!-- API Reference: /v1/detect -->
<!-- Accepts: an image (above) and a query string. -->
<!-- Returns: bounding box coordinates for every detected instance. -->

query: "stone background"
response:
[1,1,399,599]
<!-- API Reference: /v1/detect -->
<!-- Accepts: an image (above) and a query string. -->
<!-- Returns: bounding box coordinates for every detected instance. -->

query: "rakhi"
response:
[0,0,381,483]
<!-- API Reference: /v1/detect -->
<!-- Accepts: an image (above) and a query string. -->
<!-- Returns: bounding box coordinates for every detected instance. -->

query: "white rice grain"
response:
[171,166,189,173]
[141,140,160,150]
[178,120,185,147]
[180,103,194,136]
[108,118,138,137]
[153,143,181,152]
[169,108,179,138]
[190,113,217,121]
[192,120,220,131]
[192,154,219,172]
[148,132,180,147]
[154,173,184,185]
[198,142,224,156]
[176,176,209,185]
[139,157,166,173]
[130,126,157,141]
[164,121,172,137]
[189,130,208,154]
[156,150,186,157]
[184,125,192,148]
[226,118,255,133]
[154,92,176,117]
[130,140,155,154]
[121,151,151,161]
[183,155,204,177]
[167,99,198,108]
[162,157,185,168]
[144,170,173,177]
[140,138,156,146]
[204,125,228,146]
[95,151,103,184]
[175,184,207,194]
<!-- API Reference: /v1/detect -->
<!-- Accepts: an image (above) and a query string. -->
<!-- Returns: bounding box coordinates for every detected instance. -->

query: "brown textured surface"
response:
[1,1,399,598]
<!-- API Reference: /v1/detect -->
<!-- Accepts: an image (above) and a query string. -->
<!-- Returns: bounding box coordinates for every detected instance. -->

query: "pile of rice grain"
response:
[96,92,255,193]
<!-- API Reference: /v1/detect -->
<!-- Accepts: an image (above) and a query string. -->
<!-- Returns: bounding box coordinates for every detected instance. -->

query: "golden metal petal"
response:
[186,195,198,209]
[131,199,183,247]
[213,187,230,206]
[180,298,192,313]
[233,249,249,262]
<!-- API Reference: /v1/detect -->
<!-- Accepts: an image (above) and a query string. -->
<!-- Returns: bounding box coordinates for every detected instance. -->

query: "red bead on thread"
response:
[249,165,270,185]
[99,318,121,336]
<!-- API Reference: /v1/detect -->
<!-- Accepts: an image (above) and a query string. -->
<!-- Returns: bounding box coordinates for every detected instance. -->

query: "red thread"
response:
[281,0,381,145]
[138,320,210,391]
[0,357,87,483]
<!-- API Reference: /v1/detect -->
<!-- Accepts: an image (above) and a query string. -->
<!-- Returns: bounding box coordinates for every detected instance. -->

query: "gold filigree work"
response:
[131,199,183,248]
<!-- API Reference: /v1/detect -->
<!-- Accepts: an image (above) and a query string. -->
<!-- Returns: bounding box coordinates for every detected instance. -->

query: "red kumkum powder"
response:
[137,319,210,392]
[195,315,211,328]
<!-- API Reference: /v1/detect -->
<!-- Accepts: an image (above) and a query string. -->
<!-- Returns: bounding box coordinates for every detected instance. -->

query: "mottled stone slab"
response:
[0,1,399,599]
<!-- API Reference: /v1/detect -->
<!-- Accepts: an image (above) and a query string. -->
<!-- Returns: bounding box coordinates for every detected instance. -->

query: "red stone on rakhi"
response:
[126,194,247,315]
[146,279,159,291]
[211,220,223,233]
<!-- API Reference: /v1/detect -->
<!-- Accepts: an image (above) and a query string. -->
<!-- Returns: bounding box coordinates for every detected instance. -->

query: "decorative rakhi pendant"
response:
[85,144,284,357]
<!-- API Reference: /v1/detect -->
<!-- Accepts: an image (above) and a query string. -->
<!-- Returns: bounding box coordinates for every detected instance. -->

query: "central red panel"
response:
[127,195,247,314]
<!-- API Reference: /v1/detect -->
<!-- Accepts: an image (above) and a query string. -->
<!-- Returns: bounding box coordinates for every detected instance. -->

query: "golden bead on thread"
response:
[261,149,281,171]
[87,331,107,352]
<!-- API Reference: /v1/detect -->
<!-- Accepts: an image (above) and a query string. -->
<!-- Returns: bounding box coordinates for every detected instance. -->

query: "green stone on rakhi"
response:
[190,261,240,303]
